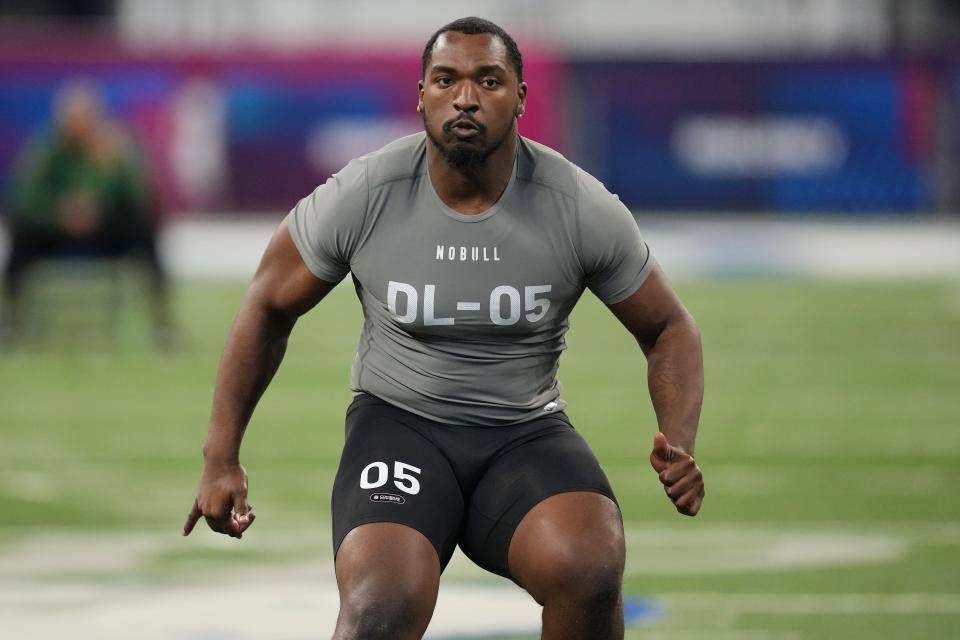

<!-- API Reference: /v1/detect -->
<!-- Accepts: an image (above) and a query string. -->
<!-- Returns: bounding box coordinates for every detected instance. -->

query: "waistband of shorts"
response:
[346,392,572,431]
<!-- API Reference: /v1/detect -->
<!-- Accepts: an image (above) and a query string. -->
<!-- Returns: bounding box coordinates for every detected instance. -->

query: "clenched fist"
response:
[650,432,704,516]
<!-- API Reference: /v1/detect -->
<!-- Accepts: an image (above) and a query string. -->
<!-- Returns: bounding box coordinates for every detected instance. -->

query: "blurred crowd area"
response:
[0,0,959,218]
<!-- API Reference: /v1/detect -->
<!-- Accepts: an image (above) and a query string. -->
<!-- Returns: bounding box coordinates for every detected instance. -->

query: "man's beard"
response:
[424,113,506,173]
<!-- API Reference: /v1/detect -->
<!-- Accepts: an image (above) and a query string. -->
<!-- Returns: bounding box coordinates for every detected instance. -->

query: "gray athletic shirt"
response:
[288,133,653,426]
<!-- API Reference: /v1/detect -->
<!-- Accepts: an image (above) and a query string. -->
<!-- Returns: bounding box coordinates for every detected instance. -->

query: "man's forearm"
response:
[203,296,297,464]
[644,314,703,455]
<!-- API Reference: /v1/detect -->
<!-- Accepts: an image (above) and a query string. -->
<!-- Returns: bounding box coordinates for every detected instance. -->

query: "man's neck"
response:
[427,133,518,215]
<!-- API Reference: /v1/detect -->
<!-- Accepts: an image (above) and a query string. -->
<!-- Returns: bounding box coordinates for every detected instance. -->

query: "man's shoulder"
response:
[517,136,580,202]
[518,138,628,226]
[360,132,427,190]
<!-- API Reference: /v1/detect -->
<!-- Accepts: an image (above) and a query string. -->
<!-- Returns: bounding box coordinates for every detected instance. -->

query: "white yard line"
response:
[623,527,907,575]
[0,524,954,639]
[0,573,544,639]
[657,592,960,615]
[635,632,803,640]
[0,534,541,638]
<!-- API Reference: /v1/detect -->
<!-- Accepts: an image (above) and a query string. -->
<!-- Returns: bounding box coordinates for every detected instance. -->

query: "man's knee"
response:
[337,573,436,639]
[508,492,625,607]
[532,539,625,606]
[334,523,440,639]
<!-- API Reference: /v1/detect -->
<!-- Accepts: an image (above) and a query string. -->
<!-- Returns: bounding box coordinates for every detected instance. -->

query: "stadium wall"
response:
[0,34,959,214]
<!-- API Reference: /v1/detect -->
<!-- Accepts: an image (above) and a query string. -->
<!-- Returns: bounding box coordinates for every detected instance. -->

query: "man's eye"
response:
[482,79,499,88]
[436,77,453,87]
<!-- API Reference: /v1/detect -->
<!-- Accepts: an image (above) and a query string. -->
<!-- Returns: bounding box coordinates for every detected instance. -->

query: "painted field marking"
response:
[0,574,543,639]
[0,523,954,638]
[657,592,960,615]
[0,523,943,581]
[623,527,906,575]
[632,632,803,640]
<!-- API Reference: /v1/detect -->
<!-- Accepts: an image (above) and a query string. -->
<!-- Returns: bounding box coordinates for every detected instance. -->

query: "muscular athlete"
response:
[183,17,704,640]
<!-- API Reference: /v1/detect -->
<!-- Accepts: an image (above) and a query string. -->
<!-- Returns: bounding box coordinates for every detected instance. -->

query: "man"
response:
[1,81,174,347]
[183,17,704,640]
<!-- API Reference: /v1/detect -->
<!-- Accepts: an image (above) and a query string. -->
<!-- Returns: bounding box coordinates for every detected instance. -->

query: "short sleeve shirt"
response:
[289,133,653,426]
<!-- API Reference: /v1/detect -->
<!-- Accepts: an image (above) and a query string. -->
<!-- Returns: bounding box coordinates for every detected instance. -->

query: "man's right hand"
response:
[182,462,255,539]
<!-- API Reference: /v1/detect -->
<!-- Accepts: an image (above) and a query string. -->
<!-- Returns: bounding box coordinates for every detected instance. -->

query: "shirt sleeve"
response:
[286,157,369,284]
[577,168,654,304]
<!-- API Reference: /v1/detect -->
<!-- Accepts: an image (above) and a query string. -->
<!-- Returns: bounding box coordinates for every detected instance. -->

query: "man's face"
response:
[58,90,101,148]
[419,32,526,171]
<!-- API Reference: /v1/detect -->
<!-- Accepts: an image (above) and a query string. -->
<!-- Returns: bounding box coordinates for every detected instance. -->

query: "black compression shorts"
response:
[331,393,618,579]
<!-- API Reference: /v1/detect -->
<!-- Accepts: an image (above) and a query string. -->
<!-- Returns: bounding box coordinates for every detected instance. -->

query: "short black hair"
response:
[422,17,523,83]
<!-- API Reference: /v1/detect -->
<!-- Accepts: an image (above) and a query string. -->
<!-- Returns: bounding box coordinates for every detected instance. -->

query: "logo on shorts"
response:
[370,493,405,505]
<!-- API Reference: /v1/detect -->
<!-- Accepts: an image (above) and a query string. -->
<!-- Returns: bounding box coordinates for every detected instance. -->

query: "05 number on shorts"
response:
[360,460,422,495]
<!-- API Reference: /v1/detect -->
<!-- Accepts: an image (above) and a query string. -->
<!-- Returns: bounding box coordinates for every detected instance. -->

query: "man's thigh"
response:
[332,394,465,569]
[458,415,618,578]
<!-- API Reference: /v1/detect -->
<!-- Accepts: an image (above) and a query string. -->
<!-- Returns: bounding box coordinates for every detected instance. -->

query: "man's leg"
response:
[330,394,467,638]
[333,522,440,639]
[1,223,61,340]
[458,414,624,639]
[95,219,176,346]
[508,491,626,640]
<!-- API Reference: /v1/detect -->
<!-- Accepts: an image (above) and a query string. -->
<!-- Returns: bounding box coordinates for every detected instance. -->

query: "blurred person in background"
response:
[0,80,175,347]
[184,17,703,640]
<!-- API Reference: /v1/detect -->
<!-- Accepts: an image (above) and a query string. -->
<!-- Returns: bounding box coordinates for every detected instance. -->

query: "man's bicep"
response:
[577,173,654,304]
[248,221,338,319]
[606,264,691,349]
[286,157,367,282]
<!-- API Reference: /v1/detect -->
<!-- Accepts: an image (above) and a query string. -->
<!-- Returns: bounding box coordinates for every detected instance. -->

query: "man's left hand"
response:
[650,432,704,516]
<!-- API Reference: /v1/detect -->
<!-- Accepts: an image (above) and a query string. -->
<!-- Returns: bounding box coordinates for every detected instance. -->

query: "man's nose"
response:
[453,82,479,112]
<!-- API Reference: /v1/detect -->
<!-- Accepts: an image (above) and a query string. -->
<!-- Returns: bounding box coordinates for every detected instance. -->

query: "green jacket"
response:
[9,132,152,232]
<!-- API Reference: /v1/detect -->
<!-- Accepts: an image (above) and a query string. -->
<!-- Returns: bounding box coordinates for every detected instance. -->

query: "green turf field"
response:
[1,278,958,638]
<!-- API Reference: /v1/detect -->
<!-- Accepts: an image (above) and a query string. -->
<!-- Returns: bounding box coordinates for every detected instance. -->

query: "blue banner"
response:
[568,61,936,212]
